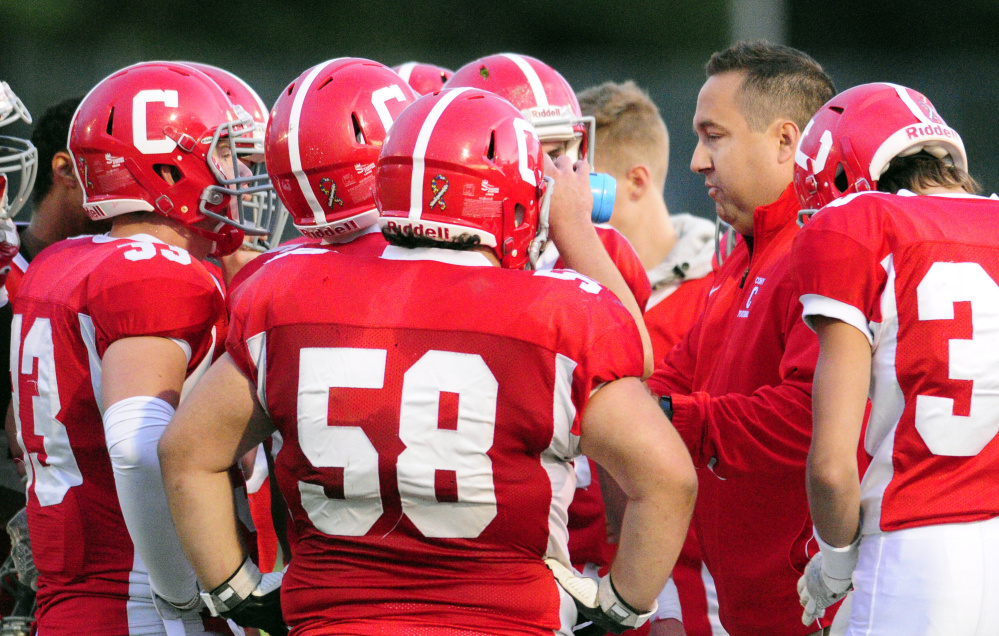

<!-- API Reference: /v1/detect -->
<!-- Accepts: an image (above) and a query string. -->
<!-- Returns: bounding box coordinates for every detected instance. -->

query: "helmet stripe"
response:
[500,53,548,108]
[887,82,933,125]
[396,62,417,83]
[408,87,472,220]
[288,60,337,226]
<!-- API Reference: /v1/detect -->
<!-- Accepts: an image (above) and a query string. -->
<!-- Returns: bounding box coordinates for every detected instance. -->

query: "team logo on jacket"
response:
[318,177,343,208]
[430,174,449,211]
[738,276,765,318]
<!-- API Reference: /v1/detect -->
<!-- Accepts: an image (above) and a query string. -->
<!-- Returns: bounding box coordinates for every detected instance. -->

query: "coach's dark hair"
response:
[705,40,835,132]
[876,151,981,196]
[30,96,83,205]
[381,226,482,251]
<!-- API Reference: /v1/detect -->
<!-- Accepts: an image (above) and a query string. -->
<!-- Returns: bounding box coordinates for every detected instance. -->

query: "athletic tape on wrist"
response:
[201,556,261,616]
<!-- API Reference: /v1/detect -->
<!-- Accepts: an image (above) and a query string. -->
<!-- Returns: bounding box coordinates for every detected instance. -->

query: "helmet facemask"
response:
[0,82,37,219]
[200,105,274,240]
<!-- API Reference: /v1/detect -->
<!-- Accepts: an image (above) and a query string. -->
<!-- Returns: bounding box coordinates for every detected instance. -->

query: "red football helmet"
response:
[0,81,38,219]
[393,62,453,96]
[794,82,968,219]
[446,53,594,163]
[266,58,417,242]
[180,62,284,249]
[69,62,265,255]
[375,88,550,270]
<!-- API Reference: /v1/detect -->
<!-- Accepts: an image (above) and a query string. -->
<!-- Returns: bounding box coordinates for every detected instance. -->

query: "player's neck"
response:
[609,195,677,270]
[110,213,211,259]
[910,184,972,196]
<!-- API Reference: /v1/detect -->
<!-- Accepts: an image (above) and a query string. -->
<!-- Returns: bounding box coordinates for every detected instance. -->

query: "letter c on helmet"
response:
[132,89,179,155]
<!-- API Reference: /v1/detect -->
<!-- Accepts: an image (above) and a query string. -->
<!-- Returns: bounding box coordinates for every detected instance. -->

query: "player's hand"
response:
[201,556,288,636]
[542,154,593,245]
[5,508,37,591]
[797,552,852,625]
[545,557,656,635]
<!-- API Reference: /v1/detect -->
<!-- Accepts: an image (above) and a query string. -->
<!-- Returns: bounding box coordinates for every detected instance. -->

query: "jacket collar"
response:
[750,182,799,252]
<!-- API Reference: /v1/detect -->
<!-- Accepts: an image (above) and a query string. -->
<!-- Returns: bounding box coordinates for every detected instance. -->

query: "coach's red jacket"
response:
[648,184,834,636]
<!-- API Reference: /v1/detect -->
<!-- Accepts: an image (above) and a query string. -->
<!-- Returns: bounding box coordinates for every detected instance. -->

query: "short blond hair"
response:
[578,81,669,190]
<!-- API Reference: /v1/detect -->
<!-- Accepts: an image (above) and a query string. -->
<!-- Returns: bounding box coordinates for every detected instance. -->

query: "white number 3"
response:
[915,262,999,456]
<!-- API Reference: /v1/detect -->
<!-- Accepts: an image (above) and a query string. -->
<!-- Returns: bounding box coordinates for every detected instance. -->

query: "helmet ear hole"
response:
[106,107,115,135]
[153,164,182,185]
[514,203,525,226]
[352,113,366,144]
[487,132,496,161]
[834,163,849,193]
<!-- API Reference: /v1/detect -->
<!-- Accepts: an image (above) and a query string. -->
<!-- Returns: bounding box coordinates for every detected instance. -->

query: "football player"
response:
[160,88,694,635]
[179,62,278,288]
[393,61,453,96]
[578,80,718,636]
[227,57,420,296]
[447,55,654,629]
[791,83,999,635]
[10,61,265,635]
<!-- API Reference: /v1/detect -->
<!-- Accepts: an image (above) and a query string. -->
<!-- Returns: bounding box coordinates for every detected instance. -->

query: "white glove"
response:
[5,508,37,591]
[798,530,860,626]
[545,557,656,634]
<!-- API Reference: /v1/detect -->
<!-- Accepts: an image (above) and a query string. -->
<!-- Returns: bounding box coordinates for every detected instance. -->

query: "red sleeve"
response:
[225,274,265,388]
[88,246,224,373]
[791,203,887,334]
[646,307,702,398]
[668,285,817,477]
[554,226,652,311]
[541,273,645,436]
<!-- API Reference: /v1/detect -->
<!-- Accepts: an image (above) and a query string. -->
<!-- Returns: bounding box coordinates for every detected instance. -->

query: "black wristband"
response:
[658,395,673,421]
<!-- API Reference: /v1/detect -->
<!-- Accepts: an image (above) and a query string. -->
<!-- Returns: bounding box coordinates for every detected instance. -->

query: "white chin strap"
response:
[528,176,554,270]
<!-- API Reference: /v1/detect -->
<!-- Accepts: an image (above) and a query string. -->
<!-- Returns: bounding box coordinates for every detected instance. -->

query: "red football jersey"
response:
[541,225,652,312]
[226,247,644,635]
[793,191,999,533]
[227,229,388,298]
[10,234,224,633]
[3,251,28,305]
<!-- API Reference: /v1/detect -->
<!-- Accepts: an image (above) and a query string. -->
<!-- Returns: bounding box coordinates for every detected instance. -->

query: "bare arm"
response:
[580,377,697,610]
[545,155,654,377]
[808,316,869,547]
[159,352,274,590]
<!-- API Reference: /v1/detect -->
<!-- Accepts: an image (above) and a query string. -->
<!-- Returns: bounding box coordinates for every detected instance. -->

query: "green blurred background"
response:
[3,0,999,220]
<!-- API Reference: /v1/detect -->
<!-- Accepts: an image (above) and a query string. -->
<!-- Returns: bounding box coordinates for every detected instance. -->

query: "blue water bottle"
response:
[589,172,616,223]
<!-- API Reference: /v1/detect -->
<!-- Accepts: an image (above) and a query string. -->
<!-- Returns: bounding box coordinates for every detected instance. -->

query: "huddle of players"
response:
[0,42,996,636]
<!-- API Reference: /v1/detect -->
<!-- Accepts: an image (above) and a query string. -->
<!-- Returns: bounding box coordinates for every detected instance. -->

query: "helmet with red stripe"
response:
[794,82,967,219]
[0,81,37,220]
[375,88,549,270]
[266,58,417,242]
[446,53,594,163]
[69,61,266,255]
[393,62,453,96]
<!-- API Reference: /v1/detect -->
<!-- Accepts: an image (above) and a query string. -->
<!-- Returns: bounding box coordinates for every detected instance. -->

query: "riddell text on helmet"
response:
[302,219,360,239]
[382,220,452,239]
[906,124,957,139]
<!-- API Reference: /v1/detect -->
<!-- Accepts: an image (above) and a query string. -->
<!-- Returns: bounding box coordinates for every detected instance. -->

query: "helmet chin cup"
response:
[528,176,554,270]
[189,222,245,257]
